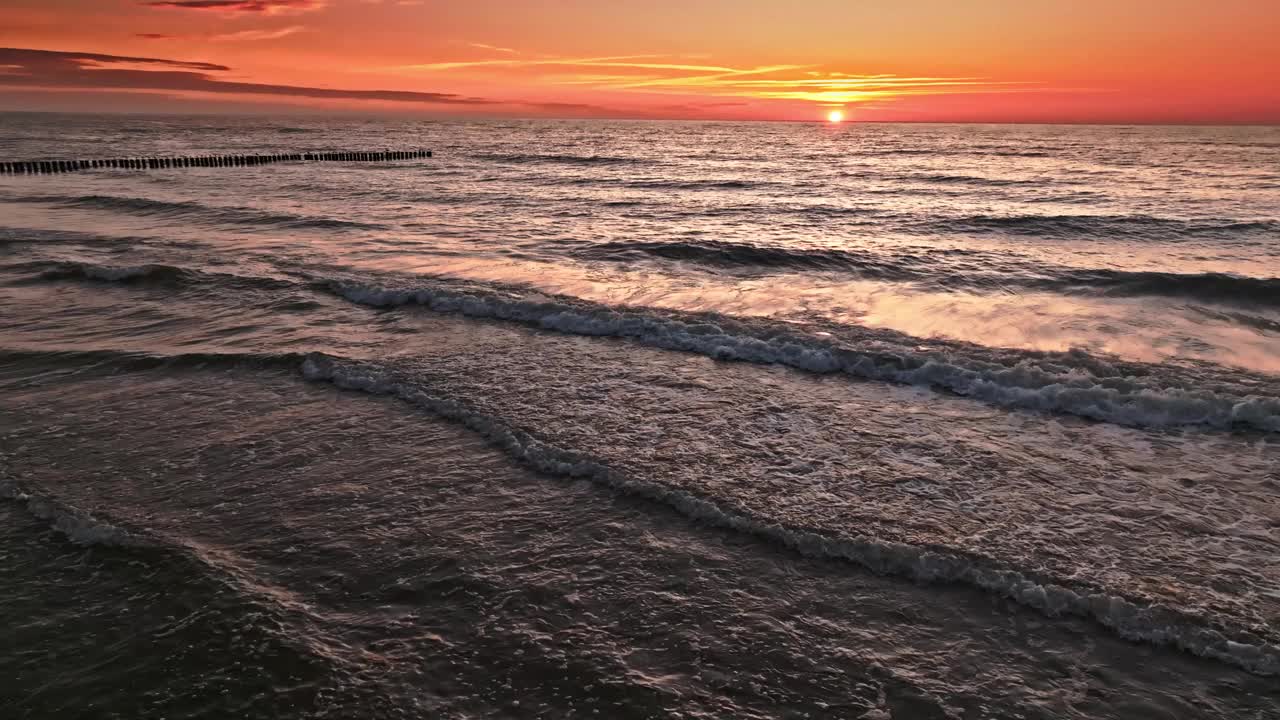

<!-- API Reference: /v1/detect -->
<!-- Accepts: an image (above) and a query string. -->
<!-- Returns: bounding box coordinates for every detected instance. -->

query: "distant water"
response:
[2,114,1279,719]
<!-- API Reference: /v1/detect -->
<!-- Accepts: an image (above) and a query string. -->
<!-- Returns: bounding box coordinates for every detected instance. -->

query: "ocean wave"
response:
[626,178,763,191]
[14,259,1279,431]
[862,148,935,156]
[1037,269,1280,306]
[562,177,775,191]
[576,240,919,275]
[25,246,1280,312]
[472,152,648,167]
[578,240,1280,307]
[1023,191,1102,205]
[1187,305,1280,333]
[0,347,310,374]
[862,148,1054,158]
[38,261,194,284]
[0,225,194,249]
[12,259,299,292]
[323,278,1280,432]
[7,345,1276,674]
[910,174,1041,187]
[1,479,141,547]
[300,353,1280,676]
[941,213,1278,239]
[12,193,382,231]
[0,470,355,696]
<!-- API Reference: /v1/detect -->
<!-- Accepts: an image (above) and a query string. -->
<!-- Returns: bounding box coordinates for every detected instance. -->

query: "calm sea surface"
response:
[2,114,1279,718]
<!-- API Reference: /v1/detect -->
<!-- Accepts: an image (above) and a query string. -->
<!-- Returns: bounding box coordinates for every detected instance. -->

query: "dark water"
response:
[1,114,1279,718]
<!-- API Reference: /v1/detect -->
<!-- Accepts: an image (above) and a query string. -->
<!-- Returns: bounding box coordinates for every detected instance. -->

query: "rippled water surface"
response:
[2,114,1279,718]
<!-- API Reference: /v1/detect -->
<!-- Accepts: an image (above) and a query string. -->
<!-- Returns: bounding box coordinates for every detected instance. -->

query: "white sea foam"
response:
[331,282,1280,433]
[1,479,139,547]
[301,353,1280,676]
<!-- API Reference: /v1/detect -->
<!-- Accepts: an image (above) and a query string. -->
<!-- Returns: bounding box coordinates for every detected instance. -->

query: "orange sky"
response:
[1,0,1278,123]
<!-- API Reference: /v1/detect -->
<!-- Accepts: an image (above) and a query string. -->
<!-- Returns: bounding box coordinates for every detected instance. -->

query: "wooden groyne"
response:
[0,150,432,175]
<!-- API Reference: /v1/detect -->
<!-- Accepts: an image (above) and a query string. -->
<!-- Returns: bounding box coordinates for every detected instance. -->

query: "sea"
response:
[1,113,1279,719]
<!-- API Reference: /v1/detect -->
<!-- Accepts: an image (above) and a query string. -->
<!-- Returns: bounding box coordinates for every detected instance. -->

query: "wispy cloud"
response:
[397,56,748,74]
[397,52,1047,109]
[133,26,307,42]
[628,73,1036,105]
[605,64,811,90]
[468,42,517,55]
[211,25,307,41]
[142,0,325,14]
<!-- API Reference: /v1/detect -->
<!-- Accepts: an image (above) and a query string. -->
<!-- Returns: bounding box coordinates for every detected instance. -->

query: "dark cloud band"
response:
[0,47,493,106]
[143,0,323,13]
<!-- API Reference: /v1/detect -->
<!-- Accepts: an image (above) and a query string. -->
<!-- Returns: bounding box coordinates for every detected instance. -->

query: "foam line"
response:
[328,281,1280,432]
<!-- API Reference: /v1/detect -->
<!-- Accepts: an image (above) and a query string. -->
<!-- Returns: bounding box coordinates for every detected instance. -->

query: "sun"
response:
[827,109,845,124]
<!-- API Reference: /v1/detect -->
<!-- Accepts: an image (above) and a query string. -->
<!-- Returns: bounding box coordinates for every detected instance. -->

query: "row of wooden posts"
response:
[0,150,433,174]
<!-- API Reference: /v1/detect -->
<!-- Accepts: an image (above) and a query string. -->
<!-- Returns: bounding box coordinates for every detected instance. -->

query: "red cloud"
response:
[143,0,324,13]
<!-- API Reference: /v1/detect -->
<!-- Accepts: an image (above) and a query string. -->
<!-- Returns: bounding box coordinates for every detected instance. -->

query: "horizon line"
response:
[1,109,1276,128]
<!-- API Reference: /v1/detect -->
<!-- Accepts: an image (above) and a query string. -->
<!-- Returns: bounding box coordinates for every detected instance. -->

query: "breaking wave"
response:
[10,258,1280,432]
[324,279,1280,432]
[300,353,1280,676]
[1,479,141,548]
[5,344,1277,675]
[0,470,359,700]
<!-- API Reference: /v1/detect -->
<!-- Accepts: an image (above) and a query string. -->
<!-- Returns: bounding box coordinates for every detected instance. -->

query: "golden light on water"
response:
[827,109,845,123]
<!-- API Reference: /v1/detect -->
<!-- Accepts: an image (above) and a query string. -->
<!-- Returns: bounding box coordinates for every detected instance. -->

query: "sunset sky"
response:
[1,0,1277,123]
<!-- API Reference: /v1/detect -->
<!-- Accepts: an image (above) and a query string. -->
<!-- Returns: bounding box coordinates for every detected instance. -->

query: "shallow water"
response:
[1,114,1278,718]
